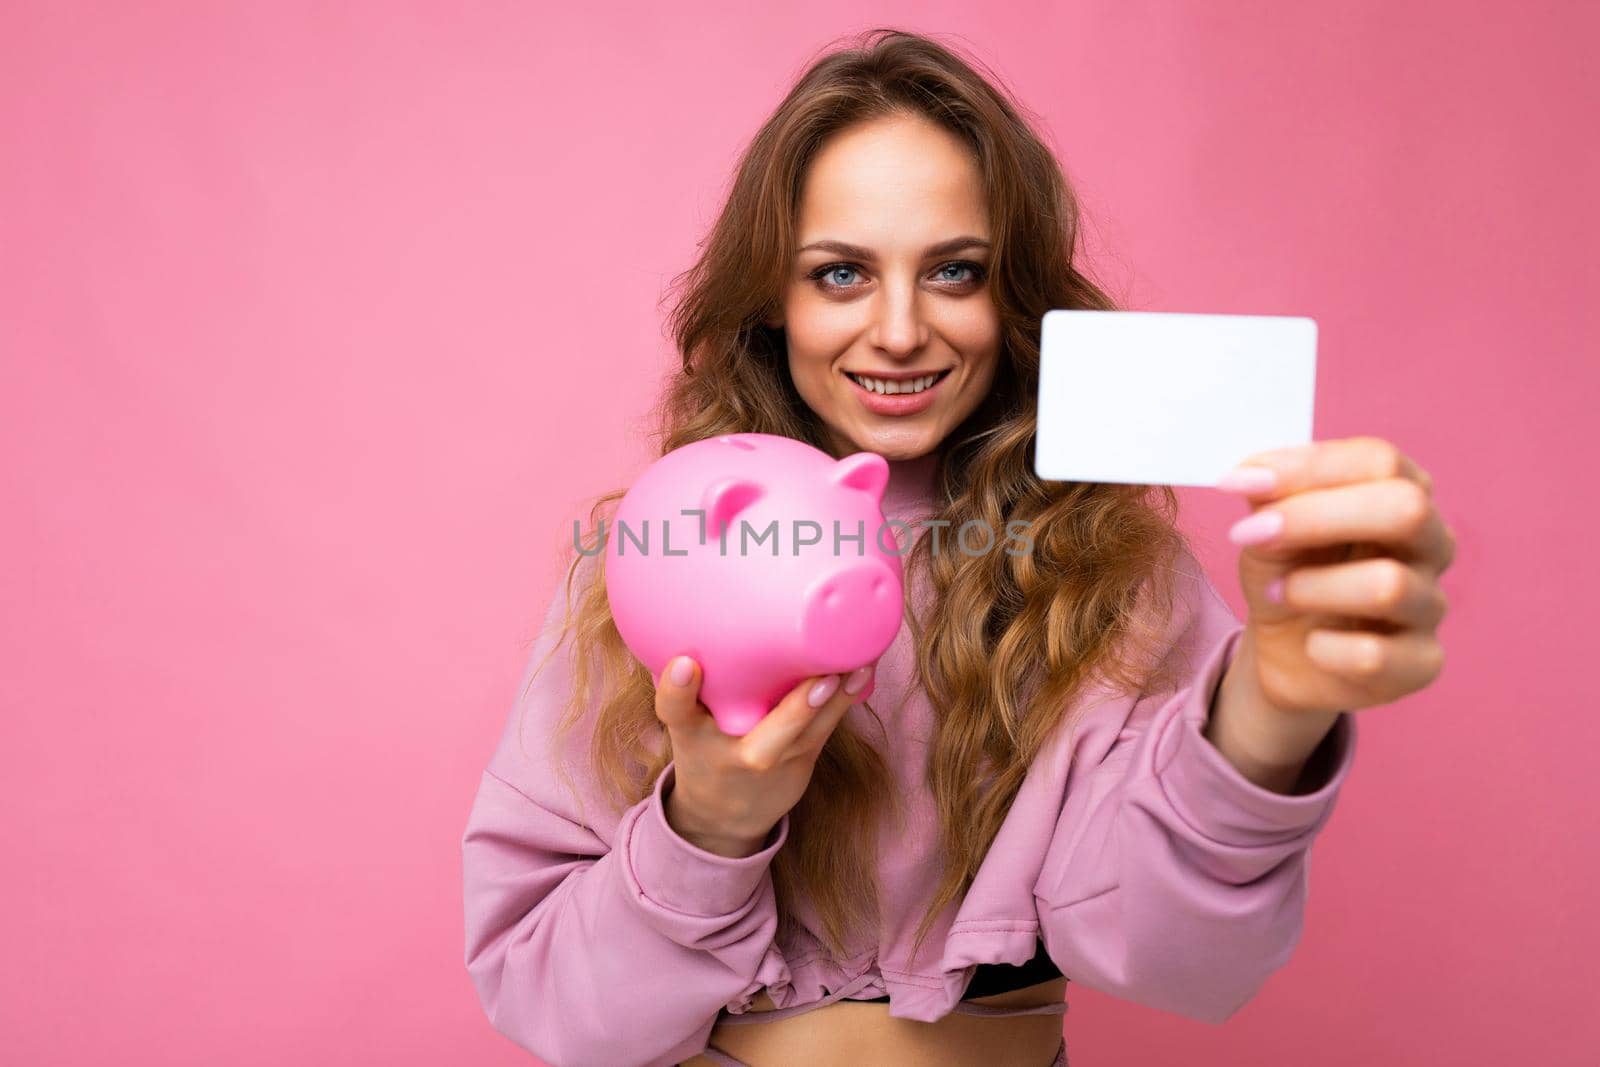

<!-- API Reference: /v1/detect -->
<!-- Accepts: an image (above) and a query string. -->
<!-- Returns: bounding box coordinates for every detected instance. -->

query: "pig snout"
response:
[800,564,901,667]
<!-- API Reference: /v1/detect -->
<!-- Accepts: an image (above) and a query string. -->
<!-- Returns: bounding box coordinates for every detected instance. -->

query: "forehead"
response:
[796,115,988,243]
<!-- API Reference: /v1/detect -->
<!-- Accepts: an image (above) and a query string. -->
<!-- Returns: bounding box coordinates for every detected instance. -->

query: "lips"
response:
[846,369,951,396]
[845,368,950,416]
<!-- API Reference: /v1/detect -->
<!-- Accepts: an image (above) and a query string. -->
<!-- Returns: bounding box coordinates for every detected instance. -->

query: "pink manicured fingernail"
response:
[1229,510,1284,546]
[808,675,840,707]
[1264,578,1285,604]
[844,665,874,695]
[1216,466,1279,494]
[670,656,695,686]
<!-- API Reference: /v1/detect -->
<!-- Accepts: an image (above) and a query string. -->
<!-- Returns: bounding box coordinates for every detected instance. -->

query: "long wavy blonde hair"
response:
[524,27,1192,967]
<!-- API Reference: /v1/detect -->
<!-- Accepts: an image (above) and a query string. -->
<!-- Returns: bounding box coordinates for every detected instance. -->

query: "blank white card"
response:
[1033,310,1317,487]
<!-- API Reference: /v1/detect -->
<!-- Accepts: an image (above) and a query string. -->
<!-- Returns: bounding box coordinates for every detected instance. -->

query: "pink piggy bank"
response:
[604,432,905,736]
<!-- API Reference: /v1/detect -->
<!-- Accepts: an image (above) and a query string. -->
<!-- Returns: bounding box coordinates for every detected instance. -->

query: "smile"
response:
[845,369,952,395]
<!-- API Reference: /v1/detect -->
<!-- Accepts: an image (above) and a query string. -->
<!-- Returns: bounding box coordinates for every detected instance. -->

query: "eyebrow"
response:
[796,236,992,260]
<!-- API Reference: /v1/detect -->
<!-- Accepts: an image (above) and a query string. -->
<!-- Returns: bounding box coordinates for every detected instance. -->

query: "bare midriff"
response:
[678,976,1069,1067]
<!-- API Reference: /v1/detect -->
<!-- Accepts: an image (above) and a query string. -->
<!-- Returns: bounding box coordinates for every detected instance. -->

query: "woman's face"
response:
[770,113,1002,461]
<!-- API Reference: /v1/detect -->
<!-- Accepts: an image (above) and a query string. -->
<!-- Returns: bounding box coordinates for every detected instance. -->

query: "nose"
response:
[800,564,902,669]
[868,282,931,359]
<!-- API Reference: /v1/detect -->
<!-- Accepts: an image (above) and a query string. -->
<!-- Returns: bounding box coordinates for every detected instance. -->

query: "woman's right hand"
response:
[653,656,875,858]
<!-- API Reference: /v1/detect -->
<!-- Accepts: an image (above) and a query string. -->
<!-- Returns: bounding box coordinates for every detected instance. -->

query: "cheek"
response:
[948,301,1001,348]
[968,344,1002,387]
[787,296,859,350]
[938,305,1002,374]
[783,297,858,373]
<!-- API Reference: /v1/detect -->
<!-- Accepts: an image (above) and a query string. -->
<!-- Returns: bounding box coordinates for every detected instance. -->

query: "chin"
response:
[833,423,943,461]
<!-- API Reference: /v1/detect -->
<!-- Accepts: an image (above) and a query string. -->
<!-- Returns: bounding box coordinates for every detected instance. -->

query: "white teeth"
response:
[851,372,941,395]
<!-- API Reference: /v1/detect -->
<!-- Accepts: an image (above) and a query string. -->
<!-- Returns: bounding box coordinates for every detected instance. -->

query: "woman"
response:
[462,28,1454,1067]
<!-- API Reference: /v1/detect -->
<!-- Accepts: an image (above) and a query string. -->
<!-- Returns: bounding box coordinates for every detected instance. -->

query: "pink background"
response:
[2,3,1594,1064]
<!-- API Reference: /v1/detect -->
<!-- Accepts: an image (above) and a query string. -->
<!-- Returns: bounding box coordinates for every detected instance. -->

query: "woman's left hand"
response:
[1216,436,1457,716]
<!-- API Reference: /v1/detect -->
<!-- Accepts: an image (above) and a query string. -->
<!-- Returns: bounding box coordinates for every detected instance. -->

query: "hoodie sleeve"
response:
[462,565,790,1067]
[1033,552,1357,1025]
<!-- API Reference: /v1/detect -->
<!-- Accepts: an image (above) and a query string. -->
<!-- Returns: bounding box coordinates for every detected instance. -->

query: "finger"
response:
[1228,477,1454,566]
[1278,557,1448,629]
[1217,436,1432,502]
[792,664,875,751]
[1435,521,1458,575]
[1305,626,1445,691]
[654,656,708,732]
[737,674,840,771]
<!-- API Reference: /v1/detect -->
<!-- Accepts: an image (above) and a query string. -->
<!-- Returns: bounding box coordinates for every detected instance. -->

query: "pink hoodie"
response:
[461,454,1356,1067]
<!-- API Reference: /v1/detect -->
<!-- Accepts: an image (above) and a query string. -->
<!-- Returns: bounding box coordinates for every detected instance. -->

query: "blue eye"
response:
[808,260,987,292]
[818,265,860,287]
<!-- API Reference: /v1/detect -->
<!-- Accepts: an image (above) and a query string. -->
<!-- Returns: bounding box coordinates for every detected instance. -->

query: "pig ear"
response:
[830,452,889,502]
[701,477,764,538]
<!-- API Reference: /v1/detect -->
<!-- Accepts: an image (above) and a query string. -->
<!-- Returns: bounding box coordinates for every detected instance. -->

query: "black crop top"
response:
[853,936,1063,1004]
